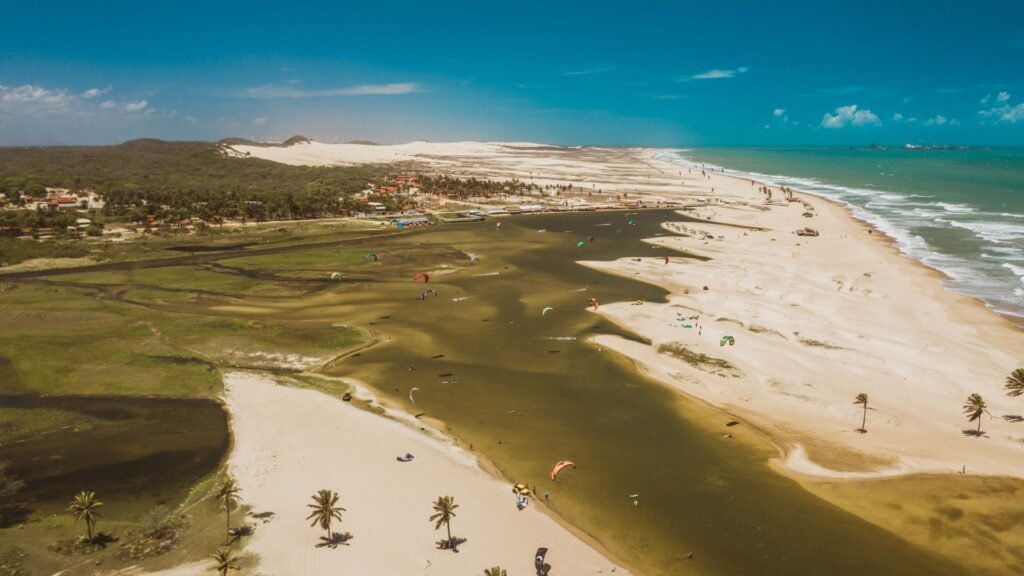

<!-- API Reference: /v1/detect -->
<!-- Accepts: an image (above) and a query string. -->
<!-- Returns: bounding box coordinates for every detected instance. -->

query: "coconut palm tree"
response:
[210,547,239,575]
[853,393,869,432]
[215,477,243,545]
[964,393,989,434]
[1005,368,1024,397]
[430,495,459,547]
[484,567,508,576]
[68,491,103,542]
[306,489,345,541]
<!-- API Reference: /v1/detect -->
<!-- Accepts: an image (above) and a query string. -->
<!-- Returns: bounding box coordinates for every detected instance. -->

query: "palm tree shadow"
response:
[315,532,353,549]
[88,532,118,548]
[436,536,468,551]
[962,429,987,437]
[1002,415,1024,423]
[227,524,255,544]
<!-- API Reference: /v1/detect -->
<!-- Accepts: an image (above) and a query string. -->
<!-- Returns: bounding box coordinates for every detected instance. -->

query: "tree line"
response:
[0,139,402,224]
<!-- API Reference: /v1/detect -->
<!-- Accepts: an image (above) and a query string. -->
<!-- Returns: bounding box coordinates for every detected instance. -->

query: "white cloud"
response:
[820,104,881,128]
[680,66,748,81]
[124,100,148,112]
[892,112,904,121]
[243,82,422,99]
[100,99,117,109]
[773,108,786,117]
[252,116,267,126]
[924,115,958,126]
[0,84,76,114]
[183,115,198,124]
[982,100,1024,123]
[981,93,991,104]
[997,91,1011,103]
[81,87,110,99]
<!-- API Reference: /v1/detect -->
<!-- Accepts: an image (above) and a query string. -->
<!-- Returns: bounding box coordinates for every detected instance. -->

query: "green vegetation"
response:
[0,139,401,224]
[215,478,242,545]
[964,393,989,434]
[419,174,540,198]
[210,547,240,576]
[854,393,869,432]
[115,506,189,561]
[1005,368,1024,397]
[657,342,740,377]
[306,489,346,542]
[67,491,103,543]
[0,238,90,266]
[430,495,458,548]
[798,337,845,350]
[484,567,508,576]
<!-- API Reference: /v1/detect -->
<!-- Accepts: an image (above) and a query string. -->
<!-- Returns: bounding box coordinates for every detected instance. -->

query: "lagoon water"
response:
[332,212,958,575]
[663,147,1024,322]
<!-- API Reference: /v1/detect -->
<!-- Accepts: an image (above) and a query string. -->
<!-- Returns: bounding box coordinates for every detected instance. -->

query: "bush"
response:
[115,506,189,561]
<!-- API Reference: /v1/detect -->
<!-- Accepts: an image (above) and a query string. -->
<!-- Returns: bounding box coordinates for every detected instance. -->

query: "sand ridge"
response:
[218,371,630,576]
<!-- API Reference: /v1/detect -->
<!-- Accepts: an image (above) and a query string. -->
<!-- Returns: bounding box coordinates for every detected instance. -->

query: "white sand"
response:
[218,372,628,576]
[228,139,1024,480]
[582,152,1024,479]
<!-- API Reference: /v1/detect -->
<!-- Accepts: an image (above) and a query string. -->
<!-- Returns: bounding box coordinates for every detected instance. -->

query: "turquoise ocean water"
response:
[657,147,1024,322]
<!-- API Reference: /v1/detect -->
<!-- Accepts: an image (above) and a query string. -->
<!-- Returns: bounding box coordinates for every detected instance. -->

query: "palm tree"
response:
[215,477,243,545]
[306,489,345,541]
[853,393,869,432]
[67,491,103,542]
[430,495,459,547]
[484,567,508,576]
[964,393,989,434]
[210,547,239,576]
[1005,368,1024,397]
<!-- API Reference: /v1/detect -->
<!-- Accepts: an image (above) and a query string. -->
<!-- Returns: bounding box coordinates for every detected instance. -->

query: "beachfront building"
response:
[395,216,431,227]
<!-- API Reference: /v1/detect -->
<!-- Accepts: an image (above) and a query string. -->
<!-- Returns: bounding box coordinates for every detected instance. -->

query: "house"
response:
[48,196,81,210]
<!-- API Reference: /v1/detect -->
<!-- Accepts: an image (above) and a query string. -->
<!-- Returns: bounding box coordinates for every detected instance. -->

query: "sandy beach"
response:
[584,152,1024,479]
[215,372,629,576]
[211,139,1024,575]
[234,139,1024,480]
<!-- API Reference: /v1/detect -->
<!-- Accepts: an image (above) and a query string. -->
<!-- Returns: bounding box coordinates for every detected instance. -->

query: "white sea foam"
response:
[656,149,1024,317]
[948,220,1024,243]
[936,202,975,213]
[1004,262,1024,282]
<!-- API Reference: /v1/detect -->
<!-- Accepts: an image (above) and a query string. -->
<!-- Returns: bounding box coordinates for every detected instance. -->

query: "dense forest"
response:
[0,139,403,223]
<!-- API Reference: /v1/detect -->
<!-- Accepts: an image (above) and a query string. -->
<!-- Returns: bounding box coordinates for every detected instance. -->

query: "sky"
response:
[1,0,1022,147]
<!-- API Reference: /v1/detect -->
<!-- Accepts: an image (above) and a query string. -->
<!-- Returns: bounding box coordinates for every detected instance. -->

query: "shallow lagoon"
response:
[330,211,957,575]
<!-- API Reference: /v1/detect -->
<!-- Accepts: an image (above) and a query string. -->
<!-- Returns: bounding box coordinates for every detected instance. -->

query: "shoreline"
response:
[579,150,1024,481]
[210,370,634,576]
[652,149,1024,327]
[298,371,643,576]
[211,139,1024,572]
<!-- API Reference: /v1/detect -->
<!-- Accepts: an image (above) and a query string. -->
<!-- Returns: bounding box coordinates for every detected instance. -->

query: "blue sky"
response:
[1,0,1022,146]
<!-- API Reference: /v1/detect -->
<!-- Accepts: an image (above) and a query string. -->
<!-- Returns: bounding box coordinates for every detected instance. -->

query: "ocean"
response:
[657,147,1024,322]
